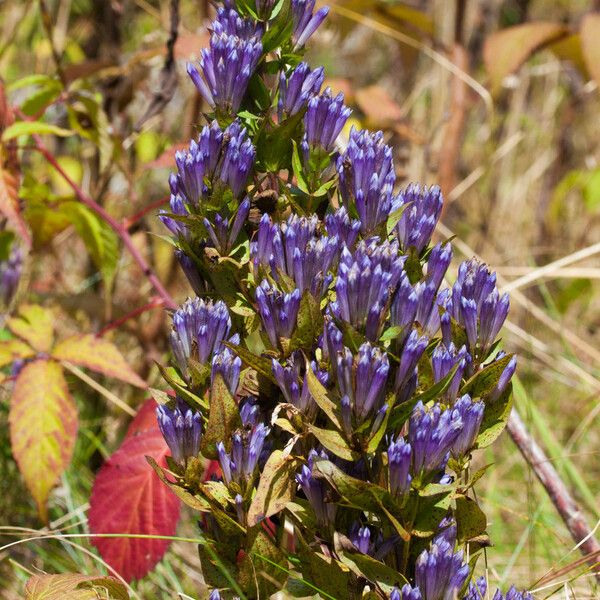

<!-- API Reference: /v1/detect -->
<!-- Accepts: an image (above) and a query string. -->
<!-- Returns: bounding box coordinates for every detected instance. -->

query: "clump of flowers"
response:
[153,2,528,598]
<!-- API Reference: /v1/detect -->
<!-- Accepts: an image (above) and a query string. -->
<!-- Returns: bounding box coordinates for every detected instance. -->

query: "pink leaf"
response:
[88,400,181,582]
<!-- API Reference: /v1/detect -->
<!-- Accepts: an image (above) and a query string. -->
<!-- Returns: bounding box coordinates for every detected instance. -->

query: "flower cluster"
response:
[154,3,524,598]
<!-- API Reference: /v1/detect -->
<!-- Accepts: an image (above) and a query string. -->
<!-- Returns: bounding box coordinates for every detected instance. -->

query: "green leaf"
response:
[404,246,423,284]
[307,424,358,461]
[2,121,73,141]
[339,549,406,593]
[305,365,342,430]
[455,495,487,543]
[461,354,514,398]
[262,0,294,52]
[247,450,300,525]
[21,79,63,116]
[0,230,15,260]
[291,140,309,194]
[201,374,242,459]
[386,202,410,234]
[412,490,454,537]
[379,325,406,342]
[7,304,54,353]
[223,341,278,385]
[476,384,513,449]
[289,291,324,353]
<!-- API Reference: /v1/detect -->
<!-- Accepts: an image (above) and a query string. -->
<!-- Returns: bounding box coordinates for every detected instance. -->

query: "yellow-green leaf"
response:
[9,359,77,521]
[483,22,568,93]
[7,304,54,352]
[580,13,600,88]
[25,573,129,599]
[2,121,74,141]
[0,337,35,368]
[51,334,146,388]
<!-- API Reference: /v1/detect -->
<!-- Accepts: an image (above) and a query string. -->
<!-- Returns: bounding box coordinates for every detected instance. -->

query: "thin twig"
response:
[124,195,170,229]
[508,409,600,582]
[97,297,165,336]
[26,131,176,310]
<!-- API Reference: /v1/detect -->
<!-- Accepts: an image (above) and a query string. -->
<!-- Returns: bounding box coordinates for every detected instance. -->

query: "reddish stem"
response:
[97,297,165,337]
[27,131,176,310]
[124,195,170,230]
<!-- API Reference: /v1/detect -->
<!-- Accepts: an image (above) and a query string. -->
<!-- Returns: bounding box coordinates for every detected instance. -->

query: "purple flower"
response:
[409,401,462,478]
[217,422,270,488]
[388,436,412,497]
[278,62,324,120]
[211,336,242,396]
[187,28,262,114]
[0,242,22,306]
[325,207,361,248]
[255,279,301,348]
[296,449,337,526]
[451,259,510,356]
[394,184,443,253]
[169,298,231,374]
[251,214,338,297]
[337,128,396,234]
[451,394,484,459]
[431,342,470,402]
[204,197,250,255]
[331,238,405,341]
[464,577,487,600]
[337,342,389,424]
[209,590,222,600]
[415,537,470,600]
[390,273,418,345]
[219,121,256,197]
[214,7,262,39]
[156,399,202,465]
[175,250,207,296]
[160,194,190,239]
[349,524,373,554]
[391,585,422,600]
[492,587,533,600]
[395,330,428,398]
[303,88,351,153]
[292,0,330,49]
[489,354,517,401]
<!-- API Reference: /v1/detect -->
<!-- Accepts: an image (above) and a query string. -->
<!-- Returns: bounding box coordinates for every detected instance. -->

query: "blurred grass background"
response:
[1,0,599,597]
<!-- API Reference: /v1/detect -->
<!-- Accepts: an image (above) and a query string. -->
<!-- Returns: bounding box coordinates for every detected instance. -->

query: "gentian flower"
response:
[464,576,487,600]
[489,354,517,401]
[431,342,471,401]
[0,242,22,306]
[187,25,262,114]
[303,88,351,153]
[291,0,330,49]
[390,272,418,345]
[331,238,405,341]
[160,194,190,239]
[255,279,301,347]
[169,297,231,374]
[395,330,428,400]
[408,401,462,479]
[203,197,250,255]
[451,394,484,459]
[387,436,412,497]
[156,399,202,465]
[450,258,510,356]
[218,121,256,197]
[337,128,396,234]
[325,206,361,248]
[278,62,324,120]
[391,585,422,600]
[211,335,242,396]
[296,449,337,526]
[213,7,262,38]
[492,587,533,600]
[394,184,443,253]
[415,537,470,600]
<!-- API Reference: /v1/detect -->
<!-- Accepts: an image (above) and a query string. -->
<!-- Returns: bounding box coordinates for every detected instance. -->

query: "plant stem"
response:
[507,408,600,582]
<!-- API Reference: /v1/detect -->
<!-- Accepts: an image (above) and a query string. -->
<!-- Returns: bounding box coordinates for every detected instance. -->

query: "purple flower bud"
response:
[204,197,250,255]
[303,88,351,152]
[431,343,470,402]
[278,62,324,120]
[214,7,262,39]
[492,587,533,600]
[395,330,428,398]
[325,207,361,249]
[255,279,301,348]
[450,394,484,459]
[292,0,330,49]
[187,28,262,114]
[175,250,207,296]
[220,121,256,197]
[240,397,261,427]
[394,184,443,253]
[331,239,405,341]
[159,194,189,238]
[391,585,422,600]
[390,273,418,345]
[211,338,242,396]
[170,298,231,374]
[296,449,337,526]
[415,537,470,600]
[0,242,22,306]
[156,399,202,465]
[337,128,396,234]
[489,354,517,401]
[409,401,462,478]
[464,576,487,600]
[388,436,412,497]
[337,342,389,423]
[272,353,322,419]
[209,590,222,600]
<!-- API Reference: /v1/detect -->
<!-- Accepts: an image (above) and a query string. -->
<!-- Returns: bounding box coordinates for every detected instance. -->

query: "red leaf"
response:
[88,400,181,582]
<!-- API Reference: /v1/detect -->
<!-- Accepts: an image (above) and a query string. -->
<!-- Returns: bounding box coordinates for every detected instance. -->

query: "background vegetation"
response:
[0,0,599,597]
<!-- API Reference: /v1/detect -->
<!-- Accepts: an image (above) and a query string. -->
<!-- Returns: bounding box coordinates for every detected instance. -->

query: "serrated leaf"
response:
[483,22,568,93]
[455,495,487,543]
[7,304,54,352]
[24,573,129,600]
[52,334,146,388]
[0,337,35,367]
[88,414,181,582]
[247,450,300,526]
[2,121,74,141]
[201,374,241,459]
[9,359,77,521]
